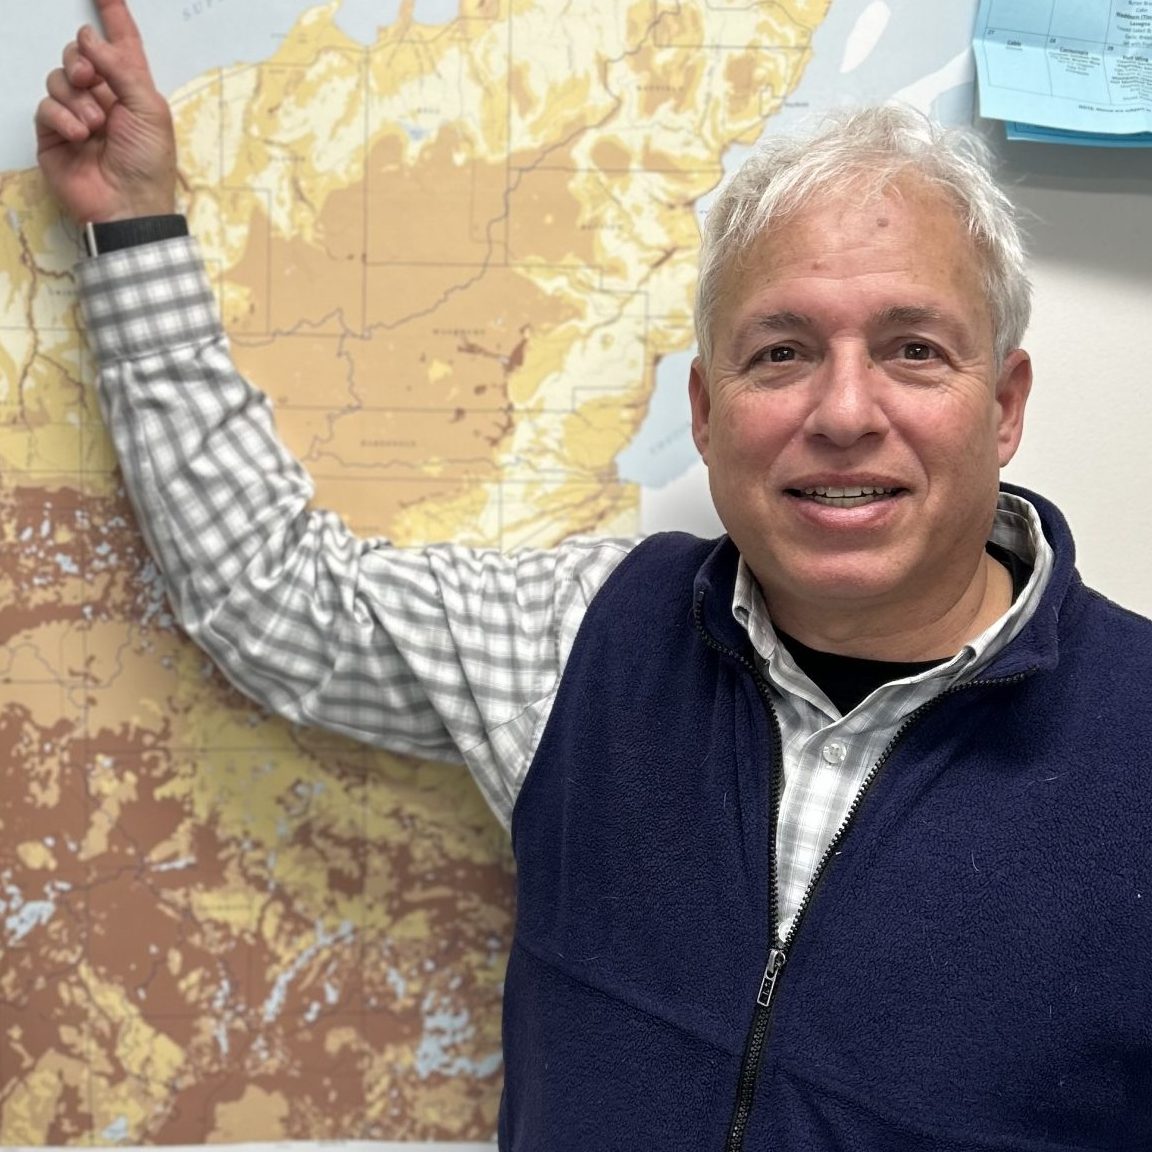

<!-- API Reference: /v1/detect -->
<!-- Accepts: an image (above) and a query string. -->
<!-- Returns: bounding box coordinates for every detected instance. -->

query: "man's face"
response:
[689,178,1032,643]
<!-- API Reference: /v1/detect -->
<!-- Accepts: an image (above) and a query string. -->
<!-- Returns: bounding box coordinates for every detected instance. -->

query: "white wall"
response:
[996,137,1152,616]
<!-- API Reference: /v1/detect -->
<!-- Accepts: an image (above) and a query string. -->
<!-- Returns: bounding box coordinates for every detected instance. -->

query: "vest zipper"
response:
[695,595,1036,1150]
[693,597,787,1151]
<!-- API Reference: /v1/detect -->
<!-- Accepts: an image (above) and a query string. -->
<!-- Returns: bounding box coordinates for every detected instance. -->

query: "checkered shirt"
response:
[78,235,1053,942]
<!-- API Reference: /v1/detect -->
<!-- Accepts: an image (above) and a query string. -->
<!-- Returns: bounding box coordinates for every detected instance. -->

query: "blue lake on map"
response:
[615,349,699,489]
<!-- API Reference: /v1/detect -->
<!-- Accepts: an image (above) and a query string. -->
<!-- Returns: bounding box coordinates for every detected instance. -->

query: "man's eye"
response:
[902,342,937,361]
[764,346,796,363]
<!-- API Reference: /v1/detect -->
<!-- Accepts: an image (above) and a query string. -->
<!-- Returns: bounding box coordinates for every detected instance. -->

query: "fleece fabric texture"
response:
[501,485,1152,1151]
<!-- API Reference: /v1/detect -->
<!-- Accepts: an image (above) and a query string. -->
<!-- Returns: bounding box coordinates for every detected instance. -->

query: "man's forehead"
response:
[708,182,996,355]
[717,181,986,307]
[738,178,972,266]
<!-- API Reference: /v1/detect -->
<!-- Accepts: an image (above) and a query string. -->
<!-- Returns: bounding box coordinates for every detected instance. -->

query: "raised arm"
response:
[34,4,634,828]
[75,251,631,823]
[35,0,176,223]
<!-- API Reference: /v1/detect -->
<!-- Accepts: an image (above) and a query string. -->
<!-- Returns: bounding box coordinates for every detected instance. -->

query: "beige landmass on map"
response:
[0,0,829,1141]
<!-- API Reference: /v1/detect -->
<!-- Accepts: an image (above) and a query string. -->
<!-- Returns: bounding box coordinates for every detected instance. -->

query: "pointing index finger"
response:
[93,0,143,44]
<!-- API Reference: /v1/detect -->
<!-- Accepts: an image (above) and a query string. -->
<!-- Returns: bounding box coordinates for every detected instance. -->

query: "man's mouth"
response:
[788,485,902,508]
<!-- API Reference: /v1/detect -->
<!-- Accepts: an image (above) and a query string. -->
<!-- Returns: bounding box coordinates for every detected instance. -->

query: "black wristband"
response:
[84,214,189,256]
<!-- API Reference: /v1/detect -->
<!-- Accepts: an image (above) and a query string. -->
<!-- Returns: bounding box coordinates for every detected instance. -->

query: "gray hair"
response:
[693,105,1032,369]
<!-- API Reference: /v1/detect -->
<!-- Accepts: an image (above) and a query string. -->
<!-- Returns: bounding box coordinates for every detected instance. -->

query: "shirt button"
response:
[822,740,847,765]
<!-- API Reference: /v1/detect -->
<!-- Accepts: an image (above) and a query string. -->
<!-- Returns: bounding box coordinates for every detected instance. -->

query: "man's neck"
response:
[765,551,1015,662]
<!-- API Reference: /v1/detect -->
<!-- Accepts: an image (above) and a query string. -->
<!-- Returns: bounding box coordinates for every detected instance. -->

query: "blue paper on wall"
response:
[974,0,1152,143]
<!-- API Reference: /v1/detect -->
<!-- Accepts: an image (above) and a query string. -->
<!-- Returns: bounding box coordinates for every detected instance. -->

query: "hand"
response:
[35,0,177,225]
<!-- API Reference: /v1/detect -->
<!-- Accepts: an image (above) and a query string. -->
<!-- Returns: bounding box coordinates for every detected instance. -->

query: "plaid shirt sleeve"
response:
[77,236,634,827]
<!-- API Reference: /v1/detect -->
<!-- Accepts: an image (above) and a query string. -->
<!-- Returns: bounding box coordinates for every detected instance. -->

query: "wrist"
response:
[88,181,178,227]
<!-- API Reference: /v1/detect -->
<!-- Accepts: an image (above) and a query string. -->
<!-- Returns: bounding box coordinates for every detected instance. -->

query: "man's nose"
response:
[802,345,890,447]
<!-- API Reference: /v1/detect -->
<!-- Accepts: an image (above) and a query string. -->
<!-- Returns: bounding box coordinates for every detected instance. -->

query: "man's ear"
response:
[995,348,1032,468]
[689,357,711,465]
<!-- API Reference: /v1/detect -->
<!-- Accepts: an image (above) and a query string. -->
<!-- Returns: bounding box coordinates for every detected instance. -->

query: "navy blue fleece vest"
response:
[500,488,1152,1150]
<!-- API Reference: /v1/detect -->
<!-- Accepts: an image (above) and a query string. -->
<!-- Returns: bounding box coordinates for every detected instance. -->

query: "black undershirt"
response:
[773,543,1032,716]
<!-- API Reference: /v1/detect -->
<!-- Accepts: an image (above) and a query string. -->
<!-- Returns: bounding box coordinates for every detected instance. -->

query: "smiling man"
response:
[36,2,1152,1148]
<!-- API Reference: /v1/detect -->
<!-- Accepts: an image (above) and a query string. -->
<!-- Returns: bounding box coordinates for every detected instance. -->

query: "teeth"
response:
[798,485,897,507]
[802,486,887,498]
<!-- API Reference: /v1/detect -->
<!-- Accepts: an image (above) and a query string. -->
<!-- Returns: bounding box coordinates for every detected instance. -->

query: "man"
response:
[37,1,1152,1147]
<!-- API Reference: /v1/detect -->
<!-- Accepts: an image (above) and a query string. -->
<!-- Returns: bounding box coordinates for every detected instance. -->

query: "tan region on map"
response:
[0,0,829,1142]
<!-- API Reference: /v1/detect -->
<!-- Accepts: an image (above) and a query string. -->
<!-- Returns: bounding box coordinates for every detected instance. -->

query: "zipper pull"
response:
[756,947,786,1008]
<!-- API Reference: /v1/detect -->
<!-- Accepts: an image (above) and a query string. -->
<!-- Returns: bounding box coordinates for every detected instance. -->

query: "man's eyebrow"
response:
[875,305,982,349]
[738,311,814,336]
[874,305,949,328]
